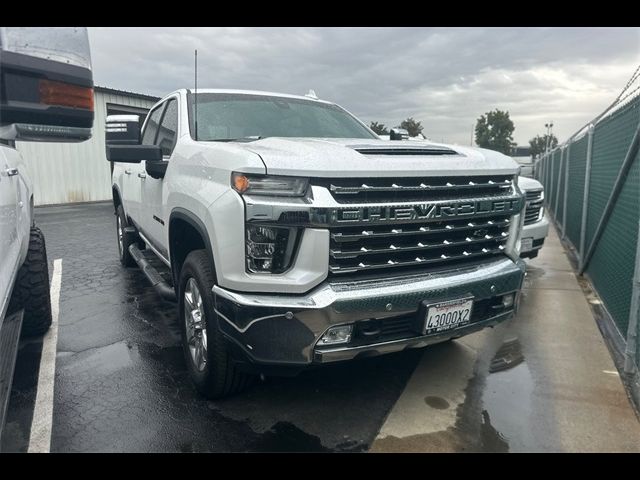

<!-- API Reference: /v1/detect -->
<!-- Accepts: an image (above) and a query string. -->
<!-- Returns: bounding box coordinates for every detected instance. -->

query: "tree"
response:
[474,109,515,155]
[400,117,424,137]
[370,121,389,135]
[529,134,558,157]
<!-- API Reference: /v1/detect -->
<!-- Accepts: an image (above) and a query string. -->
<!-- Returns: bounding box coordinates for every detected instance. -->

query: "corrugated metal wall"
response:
[16,90,157,206]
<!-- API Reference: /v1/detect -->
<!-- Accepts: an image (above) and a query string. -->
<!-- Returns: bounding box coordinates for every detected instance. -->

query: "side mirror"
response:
[145,159,168,179]
[390,128,409,141]
[0,27,94,143]
[106,115,140,145]
[106,145,162,164]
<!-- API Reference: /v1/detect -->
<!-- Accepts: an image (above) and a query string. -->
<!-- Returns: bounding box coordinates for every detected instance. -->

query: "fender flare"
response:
[111,183,124,213]
[168,207,217,283]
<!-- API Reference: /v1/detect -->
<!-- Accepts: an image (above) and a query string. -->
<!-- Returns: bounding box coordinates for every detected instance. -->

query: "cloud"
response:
[88,27,640,146]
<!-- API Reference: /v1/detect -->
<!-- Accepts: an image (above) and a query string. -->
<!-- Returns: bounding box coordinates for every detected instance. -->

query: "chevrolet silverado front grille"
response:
[320,175,518,277]
[316,175,513,204]
[524,189,543,225]
[328,215,510,275]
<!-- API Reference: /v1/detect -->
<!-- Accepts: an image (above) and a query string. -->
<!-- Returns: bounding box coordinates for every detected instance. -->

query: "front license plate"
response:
[520,237,533,252]
[424,298,473,335]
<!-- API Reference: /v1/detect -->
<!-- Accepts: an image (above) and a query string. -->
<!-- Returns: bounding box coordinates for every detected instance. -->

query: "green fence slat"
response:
[556,149,565,225]
[565,136,588,250]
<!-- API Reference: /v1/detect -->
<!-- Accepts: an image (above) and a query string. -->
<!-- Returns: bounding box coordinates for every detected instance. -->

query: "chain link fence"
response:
[534,67,640,405]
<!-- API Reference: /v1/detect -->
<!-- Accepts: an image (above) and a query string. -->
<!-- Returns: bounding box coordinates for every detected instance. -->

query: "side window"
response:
[141,105,164,146]
[156,99,178,157]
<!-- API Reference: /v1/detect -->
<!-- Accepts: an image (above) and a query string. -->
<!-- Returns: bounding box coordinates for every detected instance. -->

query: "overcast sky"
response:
[88,27,640,146]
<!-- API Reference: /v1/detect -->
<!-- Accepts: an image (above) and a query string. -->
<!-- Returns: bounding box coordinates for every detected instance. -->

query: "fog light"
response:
[502,293,515,309]
[318,325,353,346]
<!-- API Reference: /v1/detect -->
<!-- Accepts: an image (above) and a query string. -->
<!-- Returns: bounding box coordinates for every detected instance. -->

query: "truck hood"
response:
[240,137,518,178]
[518,176,543,191]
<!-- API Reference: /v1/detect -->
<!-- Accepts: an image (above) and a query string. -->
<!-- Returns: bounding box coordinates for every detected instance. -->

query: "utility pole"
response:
[470,124,474,146]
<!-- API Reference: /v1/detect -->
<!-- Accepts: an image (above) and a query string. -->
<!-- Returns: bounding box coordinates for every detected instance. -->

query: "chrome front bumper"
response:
[213,257,526,367]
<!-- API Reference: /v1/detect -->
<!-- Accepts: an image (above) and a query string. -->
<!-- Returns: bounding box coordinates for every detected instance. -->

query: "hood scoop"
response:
[352,146,460,156]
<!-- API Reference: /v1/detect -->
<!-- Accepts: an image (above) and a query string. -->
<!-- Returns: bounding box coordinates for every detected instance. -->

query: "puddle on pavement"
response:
[249,422,331,452]
[374,333,541,453]
[489,338,525,373]
[59,340,141,376]
[482,337,537,452]
[522,264,545,288]
[424,396,450,410]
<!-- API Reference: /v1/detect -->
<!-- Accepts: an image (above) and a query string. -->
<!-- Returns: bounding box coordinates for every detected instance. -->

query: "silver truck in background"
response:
[0,27,94,437]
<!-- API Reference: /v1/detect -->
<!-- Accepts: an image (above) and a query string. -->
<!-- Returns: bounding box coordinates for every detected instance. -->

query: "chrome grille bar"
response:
[329,179,512,195]
[524,189,543,225]
[525,189,543,201]
[329,245,506,274]
[330,233,509,259]
[330,217,511,242]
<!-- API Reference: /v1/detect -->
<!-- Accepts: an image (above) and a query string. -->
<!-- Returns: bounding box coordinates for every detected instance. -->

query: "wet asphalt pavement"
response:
[2,202,420,452]
[2,202,639,452]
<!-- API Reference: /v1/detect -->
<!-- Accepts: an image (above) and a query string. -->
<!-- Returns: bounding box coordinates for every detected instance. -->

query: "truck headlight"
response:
[246,225,300,273]
[232,172,309,197]
[505,212,524,261]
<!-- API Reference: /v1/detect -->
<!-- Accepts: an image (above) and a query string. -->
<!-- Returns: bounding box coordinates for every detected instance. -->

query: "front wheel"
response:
[8,226,52,337]
[178,249,253,398]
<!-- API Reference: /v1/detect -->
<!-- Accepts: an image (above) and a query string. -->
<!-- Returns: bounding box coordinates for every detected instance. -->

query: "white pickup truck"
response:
[518,176,549,259]
[107,89,526,398]
[0,27,94,434]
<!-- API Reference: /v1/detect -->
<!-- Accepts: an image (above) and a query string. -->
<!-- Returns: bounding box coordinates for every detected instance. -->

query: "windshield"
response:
[188,93,377,141]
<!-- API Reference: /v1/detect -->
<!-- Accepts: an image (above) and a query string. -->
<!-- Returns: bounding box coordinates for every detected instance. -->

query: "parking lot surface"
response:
[2,202,639,452]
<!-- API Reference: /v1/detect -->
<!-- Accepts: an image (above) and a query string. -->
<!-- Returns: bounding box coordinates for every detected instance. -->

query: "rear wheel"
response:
[116,204,136,267]
[8,226,52,337]
[178,249,253,398]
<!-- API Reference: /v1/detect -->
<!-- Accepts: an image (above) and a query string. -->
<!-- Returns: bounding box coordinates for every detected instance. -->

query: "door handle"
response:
[138,172,147,179]
[124,169,132,175]
[5,168,18,177]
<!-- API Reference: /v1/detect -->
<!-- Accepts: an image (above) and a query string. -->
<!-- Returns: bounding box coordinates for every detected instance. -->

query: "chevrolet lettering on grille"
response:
[329,198,522,224]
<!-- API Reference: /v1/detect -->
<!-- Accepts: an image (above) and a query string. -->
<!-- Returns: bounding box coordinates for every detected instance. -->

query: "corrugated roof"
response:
[94,85,160,102]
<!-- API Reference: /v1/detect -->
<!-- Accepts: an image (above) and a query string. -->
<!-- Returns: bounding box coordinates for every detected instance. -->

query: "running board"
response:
[128,244,177,302]
[0,310,23,437]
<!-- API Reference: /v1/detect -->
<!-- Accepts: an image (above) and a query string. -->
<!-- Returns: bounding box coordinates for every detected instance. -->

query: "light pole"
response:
[544,121,554,154]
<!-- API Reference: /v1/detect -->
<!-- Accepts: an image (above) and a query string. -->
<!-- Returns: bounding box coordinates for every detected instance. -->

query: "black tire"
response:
[116,204,136,267]
[8,226,52,337]
[178,249,253,399]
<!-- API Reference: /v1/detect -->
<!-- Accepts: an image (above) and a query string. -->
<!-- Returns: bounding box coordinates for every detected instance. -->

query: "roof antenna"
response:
[305,89,318,100]
[194,49,198,141]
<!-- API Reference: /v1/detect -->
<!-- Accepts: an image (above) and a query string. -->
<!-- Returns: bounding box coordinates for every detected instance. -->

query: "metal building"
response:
[16,86,160,206]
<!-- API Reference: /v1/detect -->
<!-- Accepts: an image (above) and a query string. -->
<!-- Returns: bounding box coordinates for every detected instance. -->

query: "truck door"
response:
[140,98,177,259]
[0,146,21,318]
[130,104,164,232]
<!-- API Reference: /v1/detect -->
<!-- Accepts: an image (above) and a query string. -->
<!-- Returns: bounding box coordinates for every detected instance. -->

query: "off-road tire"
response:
[8,226,52,337]
[178,249,254,398]
[116,204,136,267]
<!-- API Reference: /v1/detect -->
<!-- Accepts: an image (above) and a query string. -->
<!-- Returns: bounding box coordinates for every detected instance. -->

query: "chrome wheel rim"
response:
[117,215,124,258]
[184,277,207,372]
